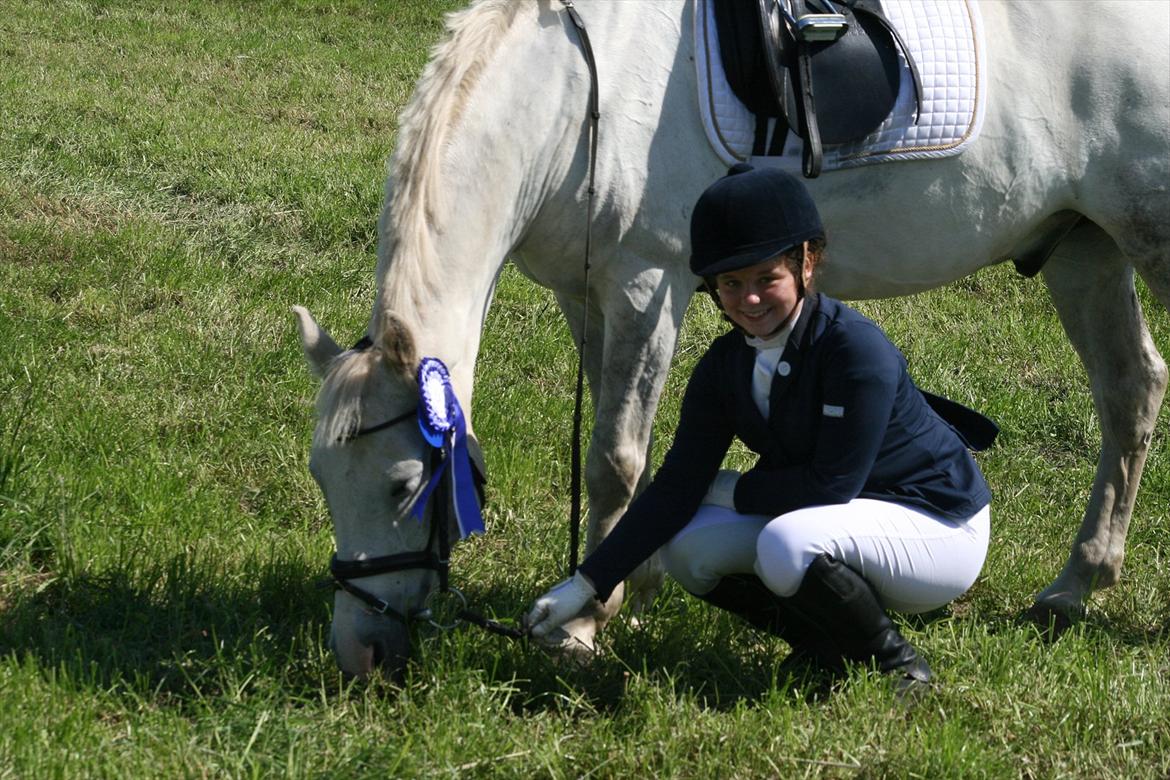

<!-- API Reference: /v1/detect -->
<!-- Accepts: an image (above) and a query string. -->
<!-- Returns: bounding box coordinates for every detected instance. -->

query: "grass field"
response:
[2,1,1168,777]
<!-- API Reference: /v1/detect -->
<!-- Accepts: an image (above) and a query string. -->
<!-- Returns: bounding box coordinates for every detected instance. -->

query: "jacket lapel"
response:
[766,293,820,420]
[733,337,768,429]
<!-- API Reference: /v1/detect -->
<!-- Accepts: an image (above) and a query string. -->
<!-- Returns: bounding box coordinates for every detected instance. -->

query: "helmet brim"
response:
[692,229,822,278]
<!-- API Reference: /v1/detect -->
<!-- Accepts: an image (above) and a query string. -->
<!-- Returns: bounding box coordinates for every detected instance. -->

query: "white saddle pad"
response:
[694,0,987,172]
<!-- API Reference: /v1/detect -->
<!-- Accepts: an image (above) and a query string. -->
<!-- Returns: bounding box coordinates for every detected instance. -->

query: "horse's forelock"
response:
[313,349,380,449]
[313,331,421,449]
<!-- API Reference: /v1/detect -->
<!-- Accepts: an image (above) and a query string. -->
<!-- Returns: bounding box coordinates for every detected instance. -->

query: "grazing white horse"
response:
[294,0,1170,678]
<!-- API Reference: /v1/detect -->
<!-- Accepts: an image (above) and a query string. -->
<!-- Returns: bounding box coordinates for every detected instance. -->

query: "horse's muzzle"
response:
[331,608,412,680]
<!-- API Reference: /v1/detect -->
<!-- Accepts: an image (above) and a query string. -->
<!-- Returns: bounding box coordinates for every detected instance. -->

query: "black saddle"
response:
[715,0,922,177]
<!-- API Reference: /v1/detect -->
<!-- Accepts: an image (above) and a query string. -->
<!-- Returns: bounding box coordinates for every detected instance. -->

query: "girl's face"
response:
[715,253,805,338]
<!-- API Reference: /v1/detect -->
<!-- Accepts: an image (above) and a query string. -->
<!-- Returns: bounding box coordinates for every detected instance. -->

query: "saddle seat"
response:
[715,0,922,177]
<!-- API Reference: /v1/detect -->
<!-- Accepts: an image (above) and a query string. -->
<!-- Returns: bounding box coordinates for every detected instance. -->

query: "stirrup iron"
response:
[780,0,849,43]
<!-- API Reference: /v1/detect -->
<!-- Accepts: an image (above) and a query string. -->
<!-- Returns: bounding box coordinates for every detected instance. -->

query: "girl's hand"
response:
[523,571,597,638]
[701,469,741,510]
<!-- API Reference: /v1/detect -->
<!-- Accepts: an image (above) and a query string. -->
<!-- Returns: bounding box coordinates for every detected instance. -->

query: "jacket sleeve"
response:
[734,321,900,516]
[579,347,735,601]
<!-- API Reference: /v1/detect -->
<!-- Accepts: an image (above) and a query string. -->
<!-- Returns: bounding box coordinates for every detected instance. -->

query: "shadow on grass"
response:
[12,562,1158,717]
[419,582,1168,716]
[1011,608,1169,648]
[409,580,865,714]
[982,595,1170,647]
[0,551,338,702]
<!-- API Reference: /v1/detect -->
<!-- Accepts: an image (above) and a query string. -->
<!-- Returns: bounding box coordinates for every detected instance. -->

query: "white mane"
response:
[374,0,524,329]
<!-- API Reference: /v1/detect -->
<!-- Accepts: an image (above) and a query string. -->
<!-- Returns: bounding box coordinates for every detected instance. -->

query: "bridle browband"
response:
[343,407,416,441]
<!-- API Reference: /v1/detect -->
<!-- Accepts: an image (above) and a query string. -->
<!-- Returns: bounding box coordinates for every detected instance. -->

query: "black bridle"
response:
[326,340,523,638]
[328,402,448,625]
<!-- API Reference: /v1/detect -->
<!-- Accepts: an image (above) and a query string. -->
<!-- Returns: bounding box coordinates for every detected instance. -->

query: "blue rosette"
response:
[412,357,485,538]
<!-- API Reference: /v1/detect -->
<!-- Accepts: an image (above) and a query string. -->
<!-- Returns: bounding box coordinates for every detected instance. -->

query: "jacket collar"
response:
[788,291,820,352]
[766,292,821,417]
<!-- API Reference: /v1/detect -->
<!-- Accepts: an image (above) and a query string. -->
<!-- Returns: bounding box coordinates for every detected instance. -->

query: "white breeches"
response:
[661,499,990,614]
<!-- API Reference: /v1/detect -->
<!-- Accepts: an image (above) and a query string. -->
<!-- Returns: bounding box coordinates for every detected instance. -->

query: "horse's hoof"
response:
[622,587,660,616]
[1020,601,1082,641]
[624,557,666,615]
[623,575,663,616]
[532,627,598,665]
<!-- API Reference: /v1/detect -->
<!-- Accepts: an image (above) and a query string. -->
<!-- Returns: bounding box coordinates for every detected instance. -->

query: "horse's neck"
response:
[370,2,608,400]
[370,226,505,406]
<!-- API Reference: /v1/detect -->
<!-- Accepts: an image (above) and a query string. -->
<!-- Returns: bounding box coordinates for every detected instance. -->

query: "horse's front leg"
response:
[1030,223,1168,630]
[548,264,691,654]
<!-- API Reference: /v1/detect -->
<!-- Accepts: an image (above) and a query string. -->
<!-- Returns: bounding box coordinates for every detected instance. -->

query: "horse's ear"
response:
[375,312,419,379]
[293,305,342,379]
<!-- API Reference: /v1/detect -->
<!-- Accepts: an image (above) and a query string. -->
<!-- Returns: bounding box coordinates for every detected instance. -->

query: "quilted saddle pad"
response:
[694,0,988,172]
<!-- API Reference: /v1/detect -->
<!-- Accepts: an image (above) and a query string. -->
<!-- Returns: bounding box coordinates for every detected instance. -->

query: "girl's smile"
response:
[715,252,807,338]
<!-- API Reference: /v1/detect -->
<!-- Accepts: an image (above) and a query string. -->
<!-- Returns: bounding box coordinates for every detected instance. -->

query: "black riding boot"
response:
[692,573,843,674]
[787,553,932,696]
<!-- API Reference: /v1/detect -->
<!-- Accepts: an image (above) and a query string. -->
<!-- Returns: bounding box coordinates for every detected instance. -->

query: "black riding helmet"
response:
[690,163,825,278]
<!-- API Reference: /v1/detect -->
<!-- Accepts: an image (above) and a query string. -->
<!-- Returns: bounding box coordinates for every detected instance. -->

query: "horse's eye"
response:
[390,477,418,502]
[388,462,424,504]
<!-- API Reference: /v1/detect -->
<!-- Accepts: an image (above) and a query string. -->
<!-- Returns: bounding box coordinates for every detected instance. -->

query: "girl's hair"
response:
[776,236,826,292]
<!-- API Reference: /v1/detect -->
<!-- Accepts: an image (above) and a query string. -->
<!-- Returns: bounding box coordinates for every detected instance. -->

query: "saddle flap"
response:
[781,3,903,145]
[715,0,786,117]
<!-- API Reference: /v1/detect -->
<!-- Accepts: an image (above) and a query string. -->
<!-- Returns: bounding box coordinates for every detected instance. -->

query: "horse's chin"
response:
[331,609,412,681]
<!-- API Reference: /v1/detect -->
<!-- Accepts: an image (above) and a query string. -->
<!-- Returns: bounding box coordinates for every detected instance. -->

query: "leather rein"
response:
[562,0,598,577]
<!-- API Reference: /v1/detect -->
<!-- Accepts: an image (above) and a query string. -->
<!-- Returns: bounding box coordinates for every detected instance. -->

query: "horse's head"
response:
[293,305,458,679]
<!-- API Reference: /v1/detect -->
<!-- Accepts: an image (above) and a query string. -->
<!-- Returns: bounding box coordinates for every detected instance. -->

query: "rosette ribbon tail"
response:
[412,358,485,539]
[447,411,485,538]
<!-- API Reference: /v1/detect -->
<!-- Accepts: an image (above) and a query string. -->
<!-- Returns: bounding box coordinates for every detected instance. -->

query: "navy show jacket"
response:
[579,293,992,601]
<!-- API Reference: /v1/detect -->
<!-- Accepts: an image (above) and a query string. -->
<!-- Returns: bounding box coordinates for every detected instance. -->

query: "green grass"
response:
[1,1,1168,777]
